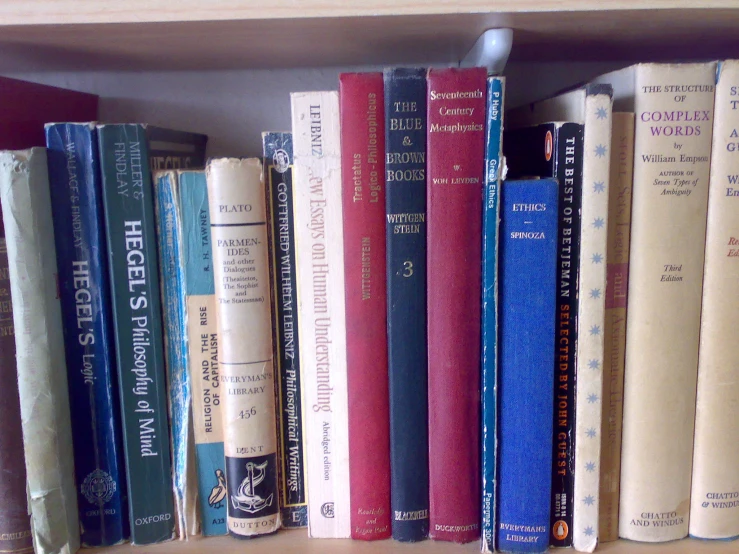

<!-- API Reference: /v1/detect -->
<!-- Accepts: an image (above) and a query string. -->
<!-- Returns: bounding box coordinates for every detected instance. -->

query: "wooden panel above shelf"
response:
[0,7,737,71]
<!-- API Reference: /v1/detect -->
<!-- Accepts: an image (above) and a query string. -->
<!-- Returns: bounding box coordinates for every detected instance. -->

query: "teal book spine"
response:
[154,171,197,538]
[481,75,505,553]
[179,170,227,537]
[98,124,175,545]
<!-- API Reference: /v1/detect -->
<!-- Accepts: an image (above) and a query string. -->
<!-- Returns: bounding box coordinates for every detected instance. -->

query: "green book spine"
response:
[98,124,175,545]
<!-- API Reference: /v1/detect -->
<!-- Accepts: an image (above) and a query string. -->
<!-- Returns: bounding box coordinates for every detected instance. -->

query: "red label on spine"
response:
[606,263,629,309]
[339,72,392,541]
[426,67,486,544]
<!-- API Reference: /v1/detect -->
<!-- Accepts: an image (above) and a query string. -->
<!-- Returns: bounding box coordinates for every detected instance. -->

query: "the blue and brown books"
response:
[45,122,129,547]
[97,124,207,545]
[383,67,430,543]
[496,178,559,554]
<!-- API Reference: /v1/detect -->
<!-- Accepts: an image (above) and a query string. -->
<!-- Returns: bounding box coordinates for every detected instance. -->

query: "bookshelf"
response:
[3,2,738,553]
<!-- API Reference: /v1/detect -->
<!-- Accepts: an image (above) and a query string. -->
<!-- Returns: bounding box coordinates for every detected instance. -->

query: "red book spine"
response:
[339,72,392,540]
[426,67,487,543]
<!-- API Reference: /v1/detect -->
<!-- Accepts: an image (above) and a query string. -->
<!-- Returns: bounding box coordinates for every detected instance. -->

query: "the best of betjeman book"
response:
[481,74,505,554]
[45,122,129,547]
[690,59,739,541]
[426,66,487,544]
[206,158,281,538]
[99,125,201,545]
[504,121,584,547]
[179,170,227,537]
[383,67,430,543]
[0,210,33,554]
[154,170,198,539]
[593,62,716,543]
[290,91,351,538]
[0,148,80,554]
[339,72,392,541]
[599,112,635,543]
[263,132,308,529]
[496,178,559,554]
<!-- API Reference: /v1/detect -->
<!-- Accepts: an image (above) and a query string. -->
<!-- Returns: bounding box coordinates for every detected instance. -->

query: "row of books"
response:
[0,57,737,554]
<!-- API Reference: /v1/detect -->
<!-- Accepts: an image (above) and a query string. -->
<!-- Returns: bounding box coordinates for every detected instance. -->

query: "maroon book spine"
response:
[0,75,98,149]
[339,72,392,540]
[0,211,33,553]
[426,67,486,544]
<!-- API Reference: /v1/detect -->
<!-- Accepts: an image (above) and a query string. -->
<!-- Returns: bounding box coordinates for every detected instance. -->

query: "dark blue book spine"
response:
[481,75,504,553]
[45,123,129,547]
[496,179,559,553]
[383,67,429,542]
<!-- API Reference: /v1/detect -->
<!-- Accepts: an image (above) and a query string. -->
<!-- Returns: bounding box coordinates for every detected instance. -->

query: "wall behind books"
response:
[5,61,622,157]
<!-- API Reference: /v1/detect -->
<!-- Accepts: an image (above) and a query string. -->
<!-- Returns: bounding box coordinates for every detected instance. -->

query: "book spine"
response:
[598,112,635,543]
[0,148,80,554]
[98,125,175,545]
[496,179,559,554]
[426,66,486,544]
[572,90,613,553]
[153,171,196,539]
[45,123,129,547]
[290,91,351,538]
[383,66,430,543]
[262,132,308,529]
[179,170,227,537]
[481,75,505,554]
[549,122,584,548]
[689,59,739,540]
[619,62,716,542]
[339,72,392,541]
[206,158,280,538]
[0,211,33,554]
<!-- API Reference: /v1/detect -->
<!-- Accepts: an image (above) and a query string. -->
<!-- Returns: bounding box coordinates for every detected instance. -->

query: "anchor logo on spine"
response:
[231,461,273,514]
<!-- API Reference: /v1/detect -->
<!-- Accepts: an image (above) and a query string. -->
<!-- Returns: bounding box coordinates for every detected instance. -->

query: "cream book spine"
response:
[572,87,612,553]
[689,59,739,540]
[206,158,280,538]
[290,90,351,538]
[598,112,635,543]
[608,62,716,542]
[0,148,80,554]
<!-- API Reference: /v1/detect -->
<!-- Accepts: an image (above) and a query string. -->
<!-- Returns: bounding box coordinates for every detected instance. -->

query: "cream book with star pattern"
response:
[592,62,716,543]
[508,84,614,552]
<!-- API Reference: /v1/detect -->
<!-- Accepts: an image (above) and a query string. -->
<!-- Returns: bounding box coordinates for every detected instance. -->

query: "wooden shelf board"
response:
[84,530,739,553]
[0,8,737,71]
[1,1,737,26]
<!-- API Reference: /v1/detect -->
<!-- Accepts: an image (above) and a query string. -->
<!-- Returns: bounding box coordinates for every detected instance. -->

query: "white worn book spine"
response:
[689,59,739,540]
[617,63,715,542]
[290,91,351,538]
[0,148,80,554]
[206,158,280,537]
[572,88,612,553]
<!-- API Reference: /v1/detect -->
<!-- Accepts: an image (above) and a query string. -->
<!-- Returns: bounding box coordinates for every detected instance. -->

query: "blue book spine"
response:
[45,122,129,546]
[154,172,193,537]
[496,179,559,553]
[179,170,227,536]
[383,67,429,542]
[481,76,505,553]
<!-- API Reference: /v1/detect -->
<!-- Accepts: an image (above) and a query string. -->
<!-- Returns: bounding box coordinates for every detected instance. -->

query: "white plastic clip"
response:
[460,28,513,75]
